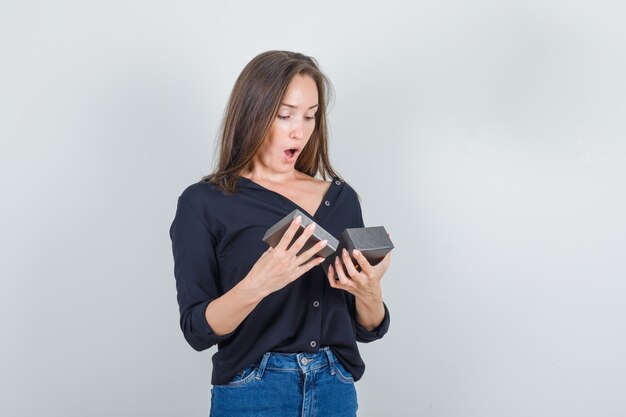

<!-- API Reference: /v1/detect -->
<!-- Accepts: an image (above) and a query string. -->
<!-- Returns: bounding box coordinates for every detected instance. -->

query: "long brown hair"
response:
[202,50,341,195]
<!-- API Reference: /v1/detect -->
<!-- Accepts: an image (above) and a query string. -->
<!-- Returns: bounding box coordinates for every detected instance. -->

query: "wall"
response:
[1,1,625,416]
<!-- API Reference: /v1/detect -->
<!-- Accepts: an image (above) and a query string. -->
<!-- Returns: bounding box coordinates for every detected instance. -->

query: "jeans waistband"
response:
[252,346,340,381]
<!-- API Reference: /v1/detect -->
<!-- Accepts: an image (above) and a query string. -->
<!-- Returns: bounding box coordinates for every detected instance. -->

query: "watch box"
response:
[321,226,394,279]
[262,209,339,258]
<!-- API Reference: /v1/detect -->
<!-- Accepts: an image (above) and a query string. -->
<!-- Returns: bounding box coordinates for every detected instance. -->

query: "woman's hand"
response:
[327,236,392,302]
[244,215,328,297]
[328,238,392,331]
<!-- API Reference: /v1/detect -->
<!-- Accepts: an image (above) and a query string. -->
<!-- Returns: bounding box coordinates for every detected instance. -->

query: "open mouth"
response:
[285,148,299,157]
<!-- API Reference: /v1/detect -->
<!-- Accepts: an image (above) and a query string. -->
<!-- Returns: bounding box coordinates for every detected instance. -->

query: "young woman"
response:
[170,50,392,417]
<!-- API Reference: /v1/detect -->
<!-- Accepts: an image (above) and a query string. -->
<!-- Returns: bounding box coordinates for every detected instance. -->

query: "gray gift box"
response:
[321,226,394,279]
[262,209,339,258]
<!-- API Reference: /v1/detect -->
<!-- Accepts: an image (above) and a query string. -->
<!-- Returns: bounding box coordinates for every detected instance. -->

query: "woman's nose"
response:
[290,120,303,139]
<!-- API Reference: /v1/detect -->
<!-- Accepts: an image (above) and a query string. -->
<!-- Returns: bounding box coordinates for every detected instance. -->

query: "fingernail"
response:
[309,223,316,231]
[295,215,302,223]
[342,248,348,256]
[353,249,360,257]
[319,239,327,246]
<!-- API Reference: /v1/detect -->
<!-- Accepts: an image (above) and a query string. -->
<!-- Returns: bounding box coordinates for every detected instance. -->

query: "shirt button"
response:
[324,200,330,206]
[313,300,320,308]
[300,357,309,366]
[335,180,341,185]
[310,340,317,348]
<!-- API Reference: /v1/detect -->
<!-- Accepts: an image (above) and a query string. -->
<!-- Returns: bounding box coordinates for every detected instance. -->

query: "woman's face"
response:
[255,73,319,173]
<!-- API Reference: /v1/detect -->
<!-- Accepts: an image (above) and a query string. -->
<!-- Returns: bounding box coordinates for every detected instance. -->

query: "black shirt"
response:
[169,175,390,385]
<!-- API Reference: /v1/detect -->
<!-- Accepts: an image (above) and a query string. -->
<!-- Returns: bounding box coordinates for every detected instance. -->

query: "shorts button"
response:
[300,357,309,366]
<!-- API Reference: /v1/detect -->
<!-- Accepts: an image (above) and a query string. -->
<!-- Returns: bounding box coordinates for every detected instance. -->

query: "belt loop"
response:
[323,347,336,375]
[255,352,271,381]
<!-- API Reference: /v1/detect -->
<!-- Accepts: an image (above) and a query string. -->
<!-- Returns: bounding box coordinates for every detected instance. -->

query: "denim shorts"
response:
[209,346,358,417]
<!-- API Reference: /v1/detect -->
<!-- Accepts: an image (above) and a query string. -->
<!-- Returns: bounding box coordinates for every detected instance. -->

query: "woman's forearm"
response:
[354,292,385,332]
[205,274,267,336]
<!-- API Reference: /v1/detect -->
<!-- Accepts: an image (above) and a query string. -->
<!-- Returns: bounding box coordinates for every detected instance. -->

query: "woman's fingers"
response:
[327,264,349,291]
[333,255,355,288]
[327,265,337,287]
[295,236,328,265]
[351,249,373,277]
[286,221,316,257]
[275,215,303,251]
[297,255,326,276]
[341,249,357,275]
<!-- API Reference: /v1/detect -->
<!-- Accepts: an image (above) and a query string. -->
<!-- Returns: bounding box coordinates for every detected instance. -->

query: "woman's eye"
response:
[277,114,315,121]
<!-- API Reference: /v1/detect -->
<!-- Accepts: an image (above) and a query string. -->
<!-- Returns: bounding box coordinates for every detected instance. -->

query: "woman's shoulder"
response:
[295,170,353,188]
[312,172,361,207]
[173,179,234,236]
[329,174,358,198]
[177,178,229,208]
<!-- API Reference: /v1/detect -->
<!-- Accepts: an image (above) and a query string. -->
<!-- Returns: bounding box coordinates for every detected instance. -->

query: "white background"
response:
[1,1,625,416]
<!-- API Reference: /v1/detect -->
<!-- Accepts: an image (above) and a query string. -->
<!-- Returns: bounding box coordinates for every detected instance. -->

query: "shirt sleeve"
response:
[351,187,391,343]
[169,195,234,351]
[354,300,391,342]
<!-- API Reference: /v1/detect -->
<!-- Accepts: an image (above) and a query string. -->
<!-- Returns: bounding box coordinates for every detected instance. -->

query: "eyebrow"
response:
[280,103,319,109]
